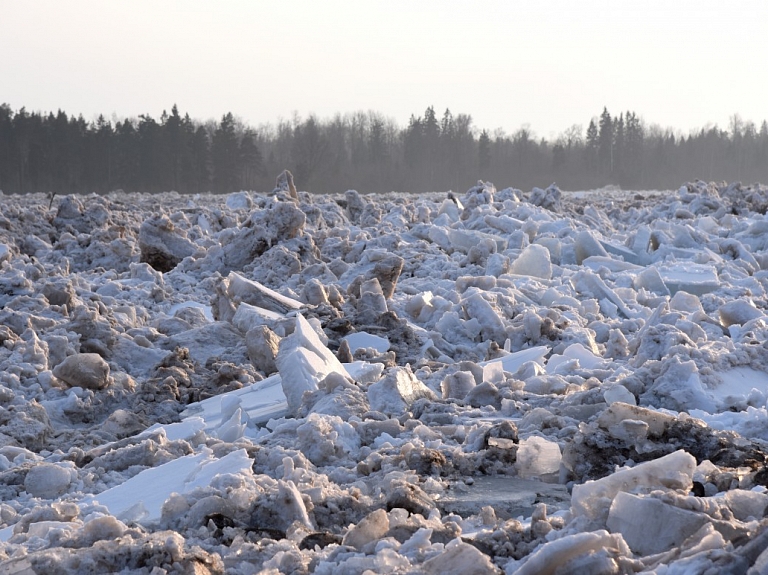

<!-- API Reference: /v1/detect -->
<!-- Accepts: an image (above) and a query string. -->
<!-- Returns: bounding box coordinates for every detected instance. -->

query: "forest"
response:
[1,103,767,196]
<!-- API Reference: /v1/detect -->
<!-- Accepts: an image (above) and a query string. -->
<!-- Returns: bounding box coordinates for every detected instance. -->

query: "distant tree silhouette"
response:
[0,102,767,195]
[212,112,239,193]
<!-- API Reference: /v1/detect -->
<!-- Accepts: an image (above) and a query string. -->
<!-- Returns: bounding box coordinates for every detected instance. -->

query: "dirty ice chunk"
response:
[343,332,390,354]
[441,371,476,400]
[509,244,552,280]
[276,314,350,415]
[606,491,708,556]
[596,402,674,437]
[84,448,253,526]
[53,353,111,390]
[571,449,695,521]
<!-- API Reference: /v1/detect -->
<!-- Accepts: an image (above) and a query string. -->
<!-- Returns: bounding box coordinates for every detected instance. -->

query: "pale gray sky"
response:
[3,0,767,139]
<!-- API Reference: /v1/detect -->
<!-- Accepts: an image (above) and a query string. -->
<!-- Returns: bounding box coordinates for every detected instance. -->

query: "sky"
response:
[3,0,767,140]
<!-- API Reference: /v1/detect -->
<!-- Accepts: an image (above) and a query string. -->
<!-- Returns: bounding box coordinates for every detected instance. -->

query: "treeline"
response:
[1,103,768,196]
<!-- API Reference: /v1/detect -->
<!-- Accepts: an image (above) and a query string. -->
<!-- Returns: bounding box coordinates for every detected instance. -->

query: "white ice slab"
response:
[82,448,253,526]
[139,417,206,442]
[182,374,287,429]
[546,343,605,374]
[343,332,390,354]
[182,358,385,431]
[277,314,351,415]
[708,367,768,404]
[232,302,285,333]
[480,346,549,374]
[657,263,719,295]
[227,271,303,312]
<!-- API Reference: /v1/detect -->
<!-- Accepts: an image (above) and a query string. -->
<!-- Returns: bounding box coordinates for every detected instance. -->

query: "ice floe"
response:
[2,180,768,572]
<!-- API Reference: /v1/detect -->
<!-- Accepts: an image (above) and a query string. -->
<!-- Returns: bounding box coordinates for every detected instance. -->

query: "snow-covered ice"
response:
[2,180,768,572]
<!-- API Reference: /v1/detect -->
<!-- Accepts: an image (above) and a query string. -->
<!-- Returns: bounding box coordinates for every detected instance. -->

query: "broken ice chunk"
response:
[226,271,303,314]
[367,366,436,416]
[599,240,646,265]
[571,449,696,521]
[606,491,708,556]
[480,346,549,374]
[215,407,247,442]
[719,299,763,328]
[509,244,552,279]
[423,538,498,575]
[461,292,506,342]
[668,290,703,314]
[342,508,389,550]
[139,215,198,272]
[640,356,716,413]
[546,343,605,375]
[232,302,285,333]
[515,436,562,481]
[83,448,253,526]
[602,386,636,406]
[205,374,288,428]
[276,314,350,416]
[441,371,476,400]
[574,230,609,264]
[657,263,719,296]
[633,266,670,296]
[510,530,629,575]
[572,270,635,318]
[343,332,390,354]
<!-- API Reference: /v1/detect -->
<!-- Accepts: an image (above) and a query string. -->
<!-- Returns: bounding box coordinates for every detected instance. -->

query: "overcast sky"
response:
[3,1,767,139]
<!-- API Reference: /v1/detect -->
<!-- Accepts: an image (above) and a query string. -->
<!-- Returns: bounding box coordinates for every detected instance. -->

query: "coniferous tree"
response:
[212,112,239,193]
[598,107,614,177]
[586,119,599,176]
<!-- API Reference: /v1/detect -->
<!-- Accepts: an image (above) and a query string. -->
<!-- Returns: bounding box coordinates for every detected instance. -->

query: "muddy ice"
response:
[1,181,768,573]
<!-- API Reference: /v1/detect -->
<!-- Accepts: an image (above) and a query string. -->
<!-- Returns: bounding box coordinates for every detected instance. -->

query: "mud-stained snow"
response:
[2,180,768,573]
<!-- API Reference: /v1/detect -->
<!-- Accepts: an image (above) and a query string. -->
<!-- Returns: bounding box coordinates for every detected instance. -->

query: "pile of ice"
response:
[2,179,768,573]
